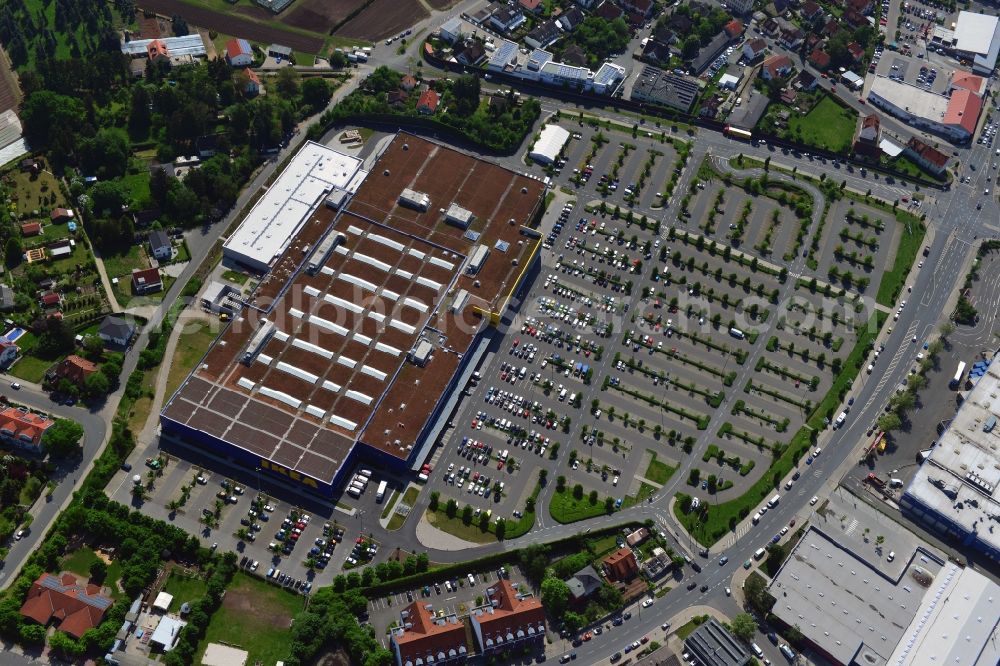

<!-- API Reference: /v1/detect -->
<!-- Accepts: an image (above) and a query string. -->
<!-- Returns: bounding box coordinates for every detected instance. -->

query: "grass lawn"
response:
[46,243,92,275]
[121,172,151,206]
[9,355,54,383]
[876,211,926,307]
[165,320,220,399]
[386,486,420,530]
[163,572,208,612]
[425,509,495,544]
[787,96,857,153]
[222,269,250,285]
[17,476,43,505]
[549,487,607,524]
[675,617,707,640]
[8,168,67,213]
[60,549,124,599]
[644,451,676,485]
[102,245,149,279]
[196,572,304,666]
[126,367,158,433]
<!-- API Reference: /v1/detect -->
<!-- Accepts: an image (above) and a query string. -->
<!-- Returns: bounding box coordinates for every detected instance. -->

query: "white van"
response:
[559,388,567,401]
[754,547,766,560]
[568,392,577,404]
[752,512,761,524]
[834,411,847,428]
[767,494,781,508]
[889,478,904,488]
[751,643,764,658]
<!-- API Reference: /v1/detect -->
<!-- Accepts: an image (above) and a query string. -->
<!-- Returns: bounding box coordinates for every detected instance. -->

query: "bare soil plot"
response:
[0,46,20,115]
[137,0,326,53]
[281,0,367,32]
[427,0,459,9]
[335,0,429,40]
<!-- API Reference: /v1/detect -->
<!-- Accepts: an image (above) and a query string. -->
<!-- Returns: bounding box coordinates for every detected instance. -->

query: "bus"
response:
[950,361,967,389]
[724,125,753,141]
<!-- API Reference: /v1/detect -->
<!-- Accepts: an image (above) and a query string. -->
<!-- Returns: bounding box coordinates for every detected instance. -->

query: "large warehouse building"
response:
[900,366,1000,563]
[867,76,982,144]
[162,133,546,496]
[769,526,1000,666]
[953,11,1000,75]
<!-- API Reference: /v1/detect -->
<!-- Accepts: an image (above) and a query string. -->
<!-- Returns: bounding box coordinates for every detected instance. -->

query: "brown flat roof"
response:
[163,133,545,484]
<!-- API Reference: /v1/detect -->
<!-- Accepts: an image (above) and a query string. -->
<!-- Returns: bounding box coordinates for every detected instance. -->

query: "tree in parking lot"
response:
[556,475,566,491]
[446,498,458,518]
[589,490,598,505]
[462,505,474,525]
[479,512,489,532]
[495,518,506,540]
[605,496,615,513]
[429,491,440,511]
[573,483,584,500]
[731,613,757,642]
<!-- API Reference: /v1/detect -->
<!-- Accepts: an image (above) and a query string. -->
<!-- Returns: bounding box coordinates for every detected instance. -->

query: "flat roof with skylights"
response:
[162,133,545,495]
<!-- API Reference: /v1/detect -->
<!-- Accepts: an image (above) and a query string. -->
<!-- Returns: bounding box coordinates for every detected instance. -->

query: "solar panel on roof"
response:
[463,230,481,242]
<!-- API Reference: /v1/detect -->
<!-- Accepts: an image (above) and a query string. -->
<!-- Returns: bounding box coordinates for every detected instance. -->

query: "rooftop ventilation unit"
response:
[444,203,475,229]
[242,321,275,365]
[306,232,346,275]
[467,245,489,275]
[399,188,431,212]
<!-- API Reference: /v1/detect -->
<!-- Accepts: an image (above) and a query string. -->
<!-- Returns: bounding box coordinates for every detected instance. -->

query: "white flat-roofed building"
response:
[900,366,1000,562]
[592,62,626,95]
[528,124,570,164]
[538,60,592,88]
[488,40,519,72]
[222,141,366,273]
[953,11,1000,74]
[867,76,972,143]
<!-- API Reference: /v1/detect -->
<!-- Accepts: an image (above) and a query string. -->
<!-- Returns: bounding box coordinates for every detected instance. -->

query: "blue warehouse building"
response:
[160,133,546,498]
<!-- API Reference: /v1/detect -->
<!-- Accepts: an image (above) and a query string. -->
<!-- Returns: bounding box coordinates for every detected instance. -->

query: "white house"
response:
[0,341,17,369]
[440,17,465,44]
[149,229,172,261]
[225,38,254,67]
[99,315,137,347]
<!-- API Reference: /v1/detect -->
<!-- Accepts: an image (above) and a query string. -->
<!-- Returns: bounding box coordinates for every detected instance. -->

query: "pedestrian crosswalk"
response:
[844,518,859,537]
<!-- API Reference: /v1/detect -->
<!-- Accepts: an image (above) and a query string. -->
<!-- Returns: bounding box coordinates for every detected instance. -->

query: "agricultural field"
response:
[333,0,429,40]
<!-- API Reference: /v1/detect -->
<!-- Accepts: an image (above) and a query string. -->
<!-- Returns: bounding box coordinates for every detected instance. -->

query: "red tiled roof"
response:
[245,68,260,85]
[225,38,251,60]
[401,74,418,90]
[417,89,440,112]
[847,41,865,60]
[763,54,793,78]
[0,407,53,446]
[53,354,98,385]
[943,89,982,136]
[474,579,545,638]
[906,137,949,168]
[20,573,111,639]
[50,208,74,221]
[519,0,542,9]
[951,70,985,94]
[392,601,468,663]
[147,39,169,60]
[809,48,831,68]
[746,38,767,55]
[132,267,162,291]
[724,19,744,38]
[20,222,41,236]
[41,292,60,306]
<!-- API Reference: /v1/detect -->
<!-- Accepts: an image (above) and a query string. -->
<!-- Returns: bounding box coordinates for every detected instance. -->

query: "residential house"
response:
[401,74,418,91]
[844,9,867,27]
[0,407,52,452]
[132,267,163,295]
[489,7,526,34]
[519,0,543,12]
[439,17,465,45]
[386,89,408,107]
[455,41,486,66]
[625,527,649,547]
[132,209,161,228]
[904,137,949,176]
[19,158,38,173]
[779,27,805,49]
[562,43,588,67]
[574,0,600,8]
[225,38,254,67]
[727,0,755,14]
[761,54,793,79]
[417,89,440,114]
[620,0,654,18]
[468,579,545,655]
[99,315,136,347]
[50,208,74,223]
[761,18,780,37]
[594,1,624,21]
[0,284,14,311]
[20,573,112,639]
[525,20,562,50]
[566,565,603,602]
[20,222,41,237]
[641,39,674,65]
[389,600,468,666]
[0,341,17,368]
[847,41,866,62]
[603,547,639,582]
[809,48,832,69]
[823,18,842,39]
[796,69,819,90]
[845,0,873,15]
[49,355,98,387]
[800,0,823,22]
[804,33,822,54]
[267,44,293,59]
[557,7,585,31]
[854,113,881,157]
[780,88,798,104]
[39,291,62,309]
[148,229,172,261]
[743,38,767,61]
[242,68,261,96]
[724,19,745,40]
[195,134,219,158]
